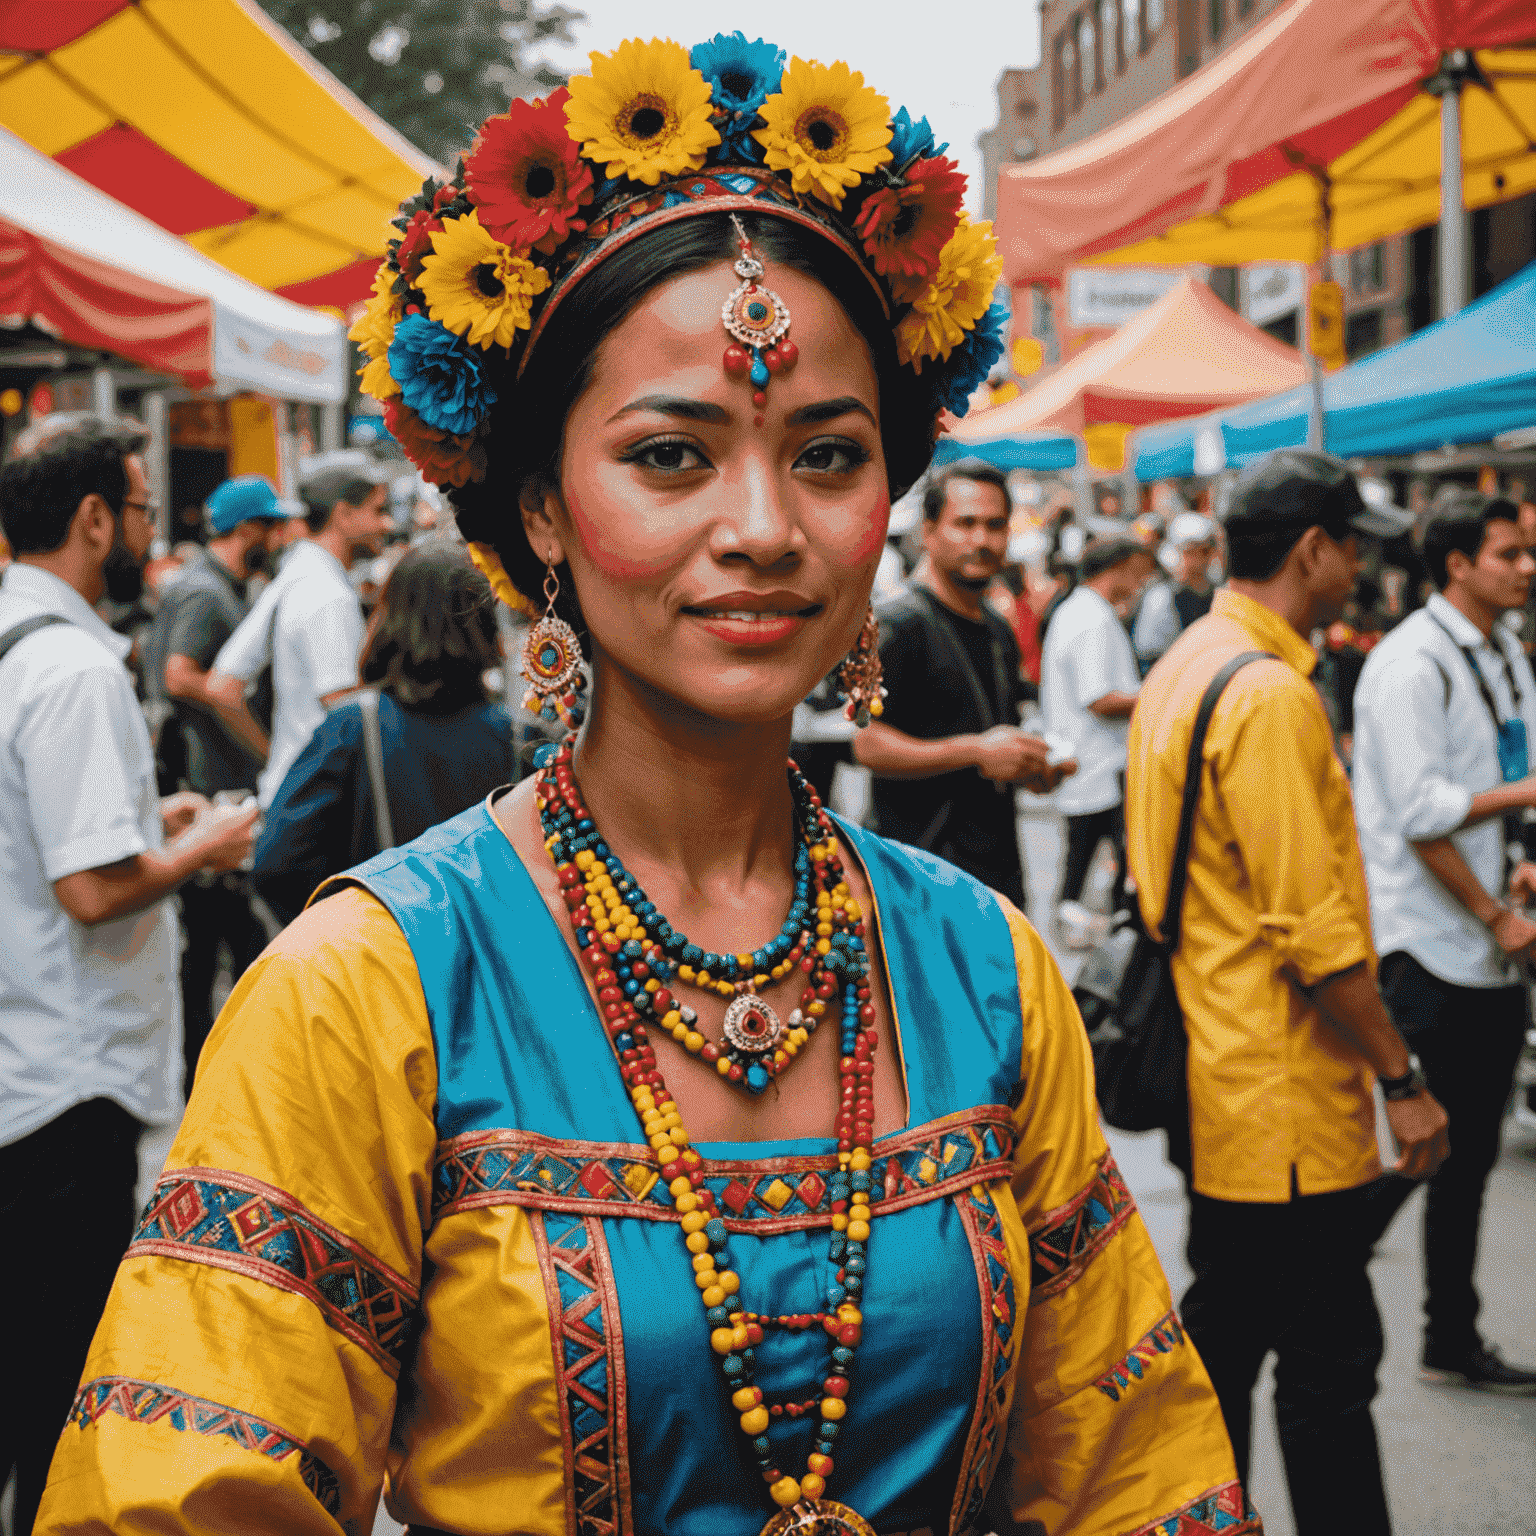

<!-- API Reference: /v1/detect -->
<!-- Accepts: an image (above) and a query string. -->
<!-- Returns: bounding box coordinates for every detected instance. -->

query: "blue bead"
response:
[826,1283,846,1307]
[850,1172,870,1192]
[532,742,559,768]
[843,1274,862,1296]
[682,945,703,966]
[746,1064,770,1093]
[845,1252,866,1274]
[593,842,610,859]
[819,1423,840,1442]
[749,353,770,387]
[540,704,557,721]
[622,940,642,959]
[753,1436,772,1457]
[722,1354,744,1377]
[615,1032,634,1052]
[832,1346,854,1367]
[705,1218,727,1244]
[741,1347,755,1368]
[706,1305,732,1326]
[828,1233,846,1260]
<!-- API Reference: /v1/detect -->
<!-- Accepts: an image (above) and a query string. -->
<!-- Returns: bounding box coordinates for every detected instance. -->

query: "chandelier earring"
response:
[837,606,885,728]
[520,557,588,729]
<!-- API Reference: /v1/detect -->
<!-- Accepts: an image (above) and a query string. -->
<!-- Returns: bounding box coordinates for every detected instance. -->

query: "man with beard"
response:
[854,461,1073,909]
[1126,451,1449,1535]
[145,475,295,1089]
[0,414,258,1533]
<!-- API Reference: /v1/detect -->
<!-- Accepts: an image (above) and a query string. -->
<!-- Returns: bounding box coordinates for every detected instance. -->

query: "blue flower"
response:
[936,301,1008,417]
[387,313,497,437]
[691,32,784,159]
[888,106,948,171]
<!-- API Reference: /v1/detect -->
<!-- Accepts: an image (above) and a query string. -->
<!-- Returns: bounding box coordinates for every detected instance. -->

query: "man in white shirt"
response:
[0,415,257,1531]
[1040,536,1155,940]
[209,468,391,807]
[1353,486,1536,1395]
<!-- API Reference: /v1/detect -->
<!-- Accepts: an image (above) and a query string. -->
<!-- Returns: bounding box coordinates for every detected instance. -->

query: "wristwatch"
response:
[1379,1054,1428,1102]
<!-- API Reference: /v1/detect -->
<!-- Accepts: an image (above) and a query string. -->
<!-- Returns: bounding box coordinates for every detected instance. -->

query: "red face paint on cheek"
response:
[839,488,891,568]
[564,481,681,583]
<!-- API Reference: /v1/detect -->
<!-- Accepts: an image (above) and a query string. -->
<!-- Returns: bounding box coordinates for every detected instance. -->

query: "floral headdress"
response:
[353,35,1007,601]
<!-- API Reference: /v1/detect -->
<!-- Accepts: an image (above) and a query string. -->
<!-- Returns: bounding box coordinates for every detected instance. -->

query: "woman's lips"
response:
[680,599,822,646]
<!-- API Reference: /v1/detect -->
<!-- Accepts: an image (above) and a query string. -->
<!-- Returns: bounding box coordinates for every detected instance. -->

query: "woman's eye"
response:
[796,439,870,475]
[625,439,709,472]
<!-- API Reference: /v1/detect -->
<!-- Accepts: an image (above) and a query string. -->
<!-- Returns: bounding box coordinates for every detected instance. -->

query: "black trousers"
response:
[179,873,269,1091]
[1182,1181,1394,1535]
[1377,950,1528,1355]
[0,1097,141,1535]
[1059,802,1126,911]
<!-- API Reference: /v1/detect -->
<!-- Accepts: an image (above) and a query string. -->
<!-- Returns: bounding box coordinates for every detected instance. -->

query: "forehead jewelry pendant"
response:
[722,213,798,425]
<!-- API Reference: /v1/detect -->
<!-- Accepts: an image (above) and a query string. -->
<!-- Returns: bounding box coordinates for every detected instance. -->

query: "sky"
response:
[540,1,1044,216]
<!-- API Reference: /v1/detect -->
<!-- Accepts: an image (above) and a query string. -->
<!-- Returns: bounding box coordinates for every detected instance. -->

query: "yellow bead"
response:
[575,851,594,869]
[649,1133,670,1150]
[850,1149,871,1170]
[732,1323,749,1349]
[819,1396,847,1421]
[808,1452,833,1476]
[869,697,883,718]
[781,1040,797,1058]
[845,900,862,920]
[800,1473,826,1499]
[669,1129,689,1146]
[737,954,753,969]
[817,922,833,937]
[663,1010,682,1030]
[837,1304,863,1324]
[816,938,831,955]
[633,928,648,942]
[681,1211,707,1233]
[716,1270,740,1295]
[702,1284,726,1308]
[850,1191,869,1207]
[740,1405,770,1436]
[831,1213,848,1231]
[696,971,712,986]
[770,1477,803,1508]
[592,916,611,932]
[808,1001,826,1017]
[679,965,695,981]
[847,1220,870,1242]
[686,1231,710,1254]
[657,1145,679,1165]
[692,1252,715,1272]
[645,978,660,993]
[673,1022,689,1041]
[716,1057,733,1076]
[718,982,734,997]
[711,1326,737,1355]
[684,1030,704,1053]
[614,926,632,941]
[753,974,769,989]
[773,1050,788,1066]
[671,1181,695,1203]
[694,1270,718,1291]
[732,1386,762,1411]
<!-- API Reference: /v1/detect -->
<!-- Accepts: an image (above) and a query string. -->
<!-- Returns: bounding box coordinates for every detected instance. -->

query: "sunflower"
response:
[465,87,594,253]
[417,210,553,350]
[894,214,1004,371]
[350,265,401,401]
[564,37,720,187]
[754,57,892,209]
[854,155,965,281]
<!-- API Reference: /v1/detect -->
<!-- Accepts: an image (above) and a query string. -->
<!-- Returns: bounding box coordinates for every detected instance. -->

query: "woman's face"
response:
[526,257,890,726]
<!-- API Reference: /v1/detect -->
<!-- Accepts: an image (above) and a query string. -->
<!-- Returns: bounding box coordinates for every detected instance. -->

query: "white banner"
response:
[1243,263,1305,326]
[1067,267,1181,328]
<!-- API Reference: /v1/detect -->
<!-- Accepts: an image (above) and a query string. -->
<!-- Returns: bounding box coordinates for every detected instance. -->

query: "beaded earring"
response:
[520,558,588,729]
[836,607,885,728]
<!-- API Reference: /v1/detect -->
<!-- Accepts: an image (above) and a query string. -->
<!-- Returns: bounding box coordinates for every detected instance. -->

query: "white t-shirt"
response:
[0,564,182,1147]
[214,539,363,807]
[1040,584,1140,816]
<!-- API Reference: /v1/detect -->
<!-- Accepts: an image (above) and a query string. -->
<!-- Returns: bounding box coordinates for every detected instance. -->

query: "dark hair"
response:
[359,541,500,713]
[921,460,1011,522]
[1422,487,1521,589]
[0,413,148,555]
[449,212,937,630]
[1079,536,1150,581]
[1222,450,1362,581]
[302,469,380,534]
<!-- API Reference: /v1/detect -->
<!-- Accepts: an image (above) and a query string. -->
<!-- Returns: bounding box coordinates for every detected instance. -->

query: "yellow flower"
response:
[894,215,1004,370]
[466,541,534,614]
[754,57,892,210]
[350,264,401,400]
[418,209,552,350]
[564,37,720,186]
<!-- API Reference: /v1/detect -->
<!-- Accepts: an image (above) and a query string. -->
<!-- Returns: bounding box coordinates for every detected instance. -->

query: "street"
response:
[1018,800,1536,1536]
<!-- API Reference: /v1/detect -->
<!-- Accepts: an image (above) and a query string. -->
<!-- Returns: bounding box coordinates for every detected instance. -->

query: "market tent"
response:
[0,125,347,400]
[931,431,1079,473]
[0,0,438,306]
[995,0,1536,281]
[945,276,1308,443]
[1132,259,1536,475]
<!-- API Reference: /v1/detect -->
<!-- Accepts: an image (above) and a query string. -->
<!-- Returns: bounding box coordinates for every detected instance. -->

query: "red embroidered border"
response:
[1123,1477,1263,1535]
[1027,1152,1136,1303]
[1094,1310,1187,1403]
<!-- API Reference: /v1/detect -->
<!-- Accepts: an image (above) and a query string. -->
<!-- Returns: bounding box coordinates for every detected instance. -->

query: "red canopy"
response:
[996,0,1536,283]
[946,276,1308,436]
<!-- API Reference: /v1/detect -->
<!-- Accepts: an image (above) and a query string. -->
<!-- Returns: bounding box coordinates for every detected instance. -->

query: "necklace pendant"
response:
[759,1500,876,1536]
[722,993,783,1055]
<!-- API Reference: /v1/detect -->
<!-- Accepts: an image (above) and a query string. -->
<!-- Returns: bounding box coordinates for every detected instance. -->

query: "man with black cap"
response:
[145,474,295,1087]
[1125,449,1449,1534]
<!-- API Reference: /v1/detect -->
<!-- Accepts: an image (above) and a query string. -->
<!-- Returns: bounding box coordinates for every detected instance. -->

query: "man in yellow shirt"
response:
[1126,451,1449,1535]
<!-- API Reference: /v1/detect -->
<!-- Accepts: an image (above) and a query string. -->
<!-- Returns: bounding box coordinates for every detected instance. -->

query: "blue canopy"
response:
[931,430,1078,474]
[1133,259,1536,477]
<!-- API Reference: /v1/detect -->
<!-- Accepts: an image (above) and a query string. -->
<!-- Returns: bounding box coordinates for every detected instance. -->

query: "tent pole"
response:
[142,390,170,553]
[1429,51,1470,320]
[1298,260,1325,451]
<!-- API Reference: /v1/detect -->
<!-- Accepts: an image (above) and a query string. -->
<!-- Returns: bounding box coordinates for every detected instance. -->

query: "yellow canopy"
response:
[0,0,440,304]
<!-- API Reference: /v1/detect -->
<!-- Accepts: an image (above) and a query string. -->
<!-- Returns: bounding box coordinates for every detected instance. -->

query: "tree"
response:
[263,0,583,167]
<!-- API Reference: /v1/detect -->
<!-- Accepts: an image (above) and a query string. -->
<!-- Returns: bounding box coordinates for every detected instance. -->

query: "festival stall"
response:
[931,431,1078,473]
[0,0,438,308]
[1132,258,1536,477]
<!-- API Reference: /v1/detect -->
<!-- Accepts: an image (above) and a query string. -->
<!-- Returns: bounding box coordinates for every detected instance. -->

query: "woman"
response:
[250,541,545,926]
[41,37,1252,1536]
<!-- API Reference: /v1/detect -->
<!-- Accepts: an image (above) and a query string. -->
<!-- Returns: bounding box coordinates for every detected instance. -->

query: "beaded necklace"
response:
[534,739,881,1533]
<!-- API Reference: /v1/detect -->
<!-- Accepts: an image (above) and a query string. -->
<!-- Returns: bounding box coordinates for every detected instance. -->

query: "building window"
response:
[1079,13,1098,96]
[1100,0,1121,72]
[1209,0,1225,41]
[1346,308,1384,358]
[1349,243,1387,295]
[1147,0,1165,32]
[1123,0,1141,54]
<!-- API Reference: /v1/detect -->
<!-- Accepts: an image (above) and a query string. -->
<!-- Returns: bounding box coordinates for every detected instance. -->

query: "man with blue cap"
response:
[144,474,295,1088]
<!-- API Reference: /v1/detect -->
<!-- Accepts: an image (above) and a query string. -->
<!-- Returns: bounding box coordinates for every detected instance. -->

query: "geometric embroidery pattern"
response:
[1028,1152,1136,1302]
[949,1183,1019,1534]
[434,1106,1016,1234]
[1094,1311,1186,1403]
[130,1167,419,1375]
[68,1376,342,1516]
[532,1211,633,1536]
[1124,1477,1262,1535]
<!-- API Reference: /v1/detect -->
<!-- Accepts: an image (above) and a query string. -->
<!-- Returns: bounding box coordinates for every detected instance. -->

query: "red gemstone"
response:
[752,390,767,407]
[838,1324,862,1346]
[700,1042,720,1062]
[824,1375,849,1398]
[653,989,673,1011]
[763,348,783,374]
[778,341,799,369]
[728,1063,745,1082]
[724,345,749,377]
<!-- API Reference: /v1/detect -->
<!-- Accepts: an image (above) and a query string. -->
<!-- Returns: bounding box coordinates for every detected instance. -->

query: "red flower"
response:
[396,208,443,283]
[465,86,594,253]
[384,399,486,488]
[854,156,966,281]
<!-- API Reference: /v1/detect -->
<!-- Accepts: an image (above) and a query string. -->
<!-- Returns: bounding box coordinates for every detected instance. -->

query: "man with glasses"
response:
[0,415,257,1532]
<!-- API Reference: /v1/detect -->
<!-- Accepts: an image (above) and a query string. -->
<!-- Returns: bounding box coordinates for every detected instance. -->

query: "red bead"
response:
[582,948,605,967]
[816,980,837,999]
[752,390,767,406]
[632,963,650,981]
[763,348,783,374]
[724,345,749,377]
[700,1042,720,1062]
[747,1323,764,1345]
[778,341,799,369]
[599,986,621,1004]
[728,1063,745,1082]
[859,1004,876,1024]
[838,1323,862,1346]
[653,989,673,1011]
[824,1375,849,1398]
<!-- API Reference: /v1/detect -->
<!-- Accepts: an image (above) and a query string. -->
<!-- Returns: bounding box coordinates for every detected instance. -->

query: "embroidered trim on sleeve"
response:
[1027,1151,1136,1303]
[1093,1311,1187,1403]
[1123,1477,1262,1535]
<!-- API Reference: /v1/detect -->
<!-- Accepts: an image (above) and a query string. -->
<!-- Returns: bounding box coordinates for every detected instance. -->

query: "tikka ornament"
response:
[836,607,885,728]
[520,560,588,729]
[722,214,798,423]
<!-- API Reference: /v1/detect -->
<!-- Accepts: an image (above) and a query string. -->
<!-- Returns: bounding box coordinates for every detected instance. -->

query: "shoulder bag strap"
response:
[1161,649,1276,950]
[357,688,396,852]
[0,613,70,668]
